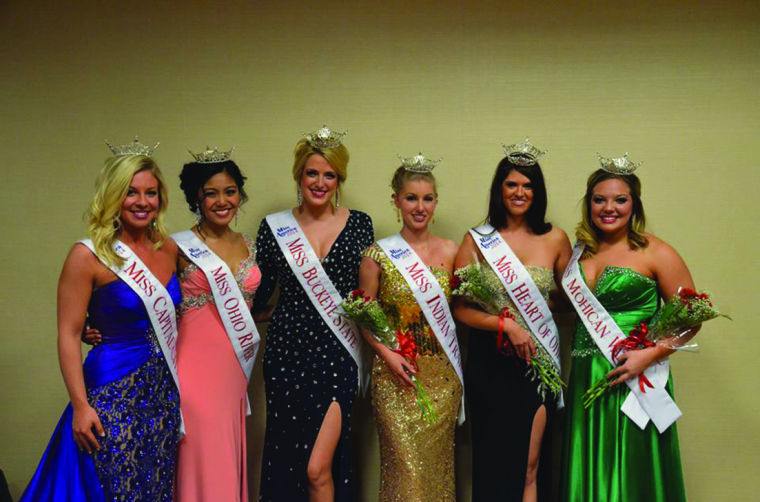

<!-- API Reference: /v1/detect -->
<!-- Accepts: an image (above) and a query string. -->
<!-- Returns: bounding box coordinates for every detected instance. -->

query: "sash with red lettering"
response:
[173,230,260,414]
[376,234,465,424]
[265,210,364,388]
[79,239,184,433]
[469,224,563,406]
[562,243,681,432]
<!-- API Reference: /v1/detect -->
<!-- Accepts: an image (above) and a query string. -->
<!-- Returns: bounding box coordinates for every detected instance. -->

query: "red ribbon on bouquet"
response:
[496,307,516,357]
[612,322,656,393]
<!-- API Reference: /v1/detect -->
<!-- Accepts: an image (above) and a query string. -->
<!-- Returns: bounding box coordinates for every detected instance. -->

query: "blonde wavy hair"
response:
[575,169,648,258]
[86,155,170,267]
[291,138,349,203]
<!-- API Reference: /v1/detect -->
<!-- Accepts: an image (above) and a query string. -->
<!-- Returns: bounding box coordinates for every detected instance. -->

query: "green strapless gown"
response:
[561,266,686,502]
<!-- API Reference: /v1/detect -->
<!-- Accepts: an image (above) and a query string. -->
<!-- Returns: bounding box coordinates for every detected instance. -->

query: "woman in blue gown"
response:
[21,142,181,501]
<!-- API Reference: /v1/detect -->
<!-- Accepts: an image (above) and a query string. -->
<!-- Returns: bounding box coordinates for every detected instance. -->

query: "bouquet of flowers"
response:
[583,287,730,408]
[451,262,565,401]
[340,289,438,423]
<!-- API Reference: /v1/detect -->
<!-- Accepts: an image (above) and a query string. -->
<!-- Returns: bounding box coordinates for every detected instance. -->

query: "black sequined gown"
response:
[254,210,374,501]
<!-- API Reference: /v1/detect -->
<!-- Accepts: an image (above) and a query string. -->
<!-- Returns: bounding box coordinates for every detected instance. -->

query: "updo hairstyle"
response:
[179,160,248,214]
[390,167,438,196]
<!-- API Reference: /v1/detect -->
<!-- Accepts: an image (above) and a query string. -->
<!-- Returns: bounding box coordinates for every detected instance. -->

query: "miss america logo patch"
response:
[187,247,212,259]
[389,248,412,260]
[277,226,298,238]
[479,235,500,249]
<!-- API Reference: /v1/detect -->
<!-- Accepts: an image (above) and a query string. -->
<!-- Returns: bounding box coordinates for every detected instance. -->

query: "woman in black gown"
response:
[453,144,570,501]
[254,126,373,501]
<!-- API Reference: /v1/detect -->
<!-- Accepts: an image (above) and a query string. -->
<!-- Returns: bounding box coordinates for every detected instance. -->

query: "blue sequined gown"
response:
[21,274,182,502]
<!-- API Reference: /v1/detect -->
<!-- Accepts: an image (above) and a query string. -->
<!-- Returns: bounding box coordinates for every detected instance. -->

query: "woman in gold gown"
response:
[358,155,462,501]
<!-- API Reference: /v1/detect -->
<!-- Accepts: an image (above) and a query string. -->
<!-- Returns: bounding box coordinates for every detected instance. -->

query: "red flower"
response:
[351,289,365,300]
[679,288,710,304]
[449,274,462,291]
[394,330,419,362]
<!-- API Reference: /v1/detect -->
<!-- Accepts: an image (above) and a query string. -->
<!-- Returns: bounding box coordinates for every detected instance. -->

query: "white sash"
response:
[173,230,261,415]
[377,234,466,424]
[562,244,681,433]
[80,239,184,434]
[469,224,564,407]
[265,210,364,389]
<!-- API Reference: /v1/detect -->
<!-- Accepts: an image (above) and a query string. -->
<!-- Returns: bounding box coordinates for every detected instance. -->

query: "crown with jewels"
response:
[105,136,160,157]
[597,153,641,175]
[502,138,546,166]
[188,146,235,164]
[398,152,442,173]
[305,124,347,149]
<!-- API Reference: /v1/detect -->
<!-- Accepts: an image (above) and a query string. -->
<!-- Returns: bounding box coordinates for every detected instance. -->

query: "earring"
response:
[194,208,202,225]
[297,187,303,206]
[396,207,401,223]
[335,190,340,208]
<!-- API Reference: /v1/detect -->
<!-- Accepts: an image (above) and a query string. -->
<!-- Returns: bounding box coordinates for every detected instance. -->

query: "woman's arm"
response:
[608,237,698,386]
[358,254,416,387]
[452,233,500,331]
[57,244,105,453]
[548,227,573,311]
[252,219,278,321]
[452,233,536,360]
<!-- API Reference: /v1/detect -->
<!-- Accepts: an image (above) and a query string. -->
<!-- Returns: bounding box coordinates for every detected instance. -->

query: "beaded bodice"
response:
[571,265,659,358]
[177,235,260,314]
[363,243,453,355]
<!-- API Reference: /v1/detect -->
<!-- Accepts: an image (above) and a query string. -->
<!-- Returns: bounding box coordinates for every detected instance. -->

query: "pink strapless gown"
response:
[175,236,261,502]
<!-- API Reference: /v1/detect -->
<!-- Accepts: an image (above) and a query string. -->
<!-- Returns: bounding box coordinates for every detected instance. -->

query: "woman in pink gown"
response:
[174,149,261,501]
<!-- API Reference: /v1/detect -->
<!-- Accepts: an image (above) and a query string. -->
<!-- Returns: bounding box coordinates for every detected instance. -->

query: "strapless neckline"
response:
[95,273,180,293]
[580,263,655,294]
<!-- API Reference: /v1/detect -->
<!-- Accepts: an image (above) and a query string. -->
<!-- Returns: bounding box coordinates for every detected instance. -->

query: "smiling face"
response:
[120,169,160,231]
[198,171,240,228]
[394,179,437,231]
[502,169,534,217]
[299,154,339,208]
[590,178,634,235]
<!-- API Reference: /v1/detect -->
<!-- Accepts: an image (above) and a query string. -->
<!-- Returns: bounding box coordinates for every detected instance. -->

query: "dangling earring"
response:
[335,190,340,208]
[194,207,203,225]
[396,207,401,223]
[297,187,303,207]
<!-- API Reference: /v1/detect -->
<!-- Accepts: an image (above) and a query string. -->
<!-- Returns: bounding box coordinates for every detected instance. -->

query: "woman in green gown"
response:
[561,158,695,502]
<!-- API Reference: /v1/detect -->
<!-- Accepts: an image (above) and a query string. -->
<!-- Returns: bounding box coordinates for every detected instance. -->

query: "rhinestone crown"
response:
[502,138,546,166]
[305,124,347,149]
[597,153,641,175]
[188,146,235,164]
[105,136,159,157]
[398,152,441,173]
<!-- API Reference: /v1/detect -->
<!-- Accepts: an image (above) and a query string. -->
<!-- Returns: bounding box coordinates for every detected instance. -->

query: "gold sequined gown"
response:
[363,244,463,502]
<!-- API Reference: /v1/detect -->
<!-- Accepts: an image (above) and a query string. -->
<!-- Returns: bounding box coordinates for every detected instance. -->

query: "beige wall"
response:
[1,1,758,500]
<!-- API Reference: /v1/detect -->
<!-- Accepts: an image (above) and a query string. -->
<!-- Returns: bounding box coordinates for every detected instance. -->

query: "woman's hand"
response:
[506,323,537,362]
[378,346,417,388]
[607,347,659,386]
[82,327,102,346]
[72,404,105,454]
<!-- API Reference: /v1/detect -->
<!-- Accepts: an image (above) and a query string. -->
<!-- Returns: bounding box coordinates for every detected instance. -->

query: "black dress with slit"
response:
[465,265,557,502]
[254,210,373,501]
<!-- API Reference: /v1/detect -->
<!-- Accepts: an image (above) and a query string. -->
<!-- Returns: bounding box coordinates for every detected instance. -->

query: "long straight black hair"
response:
[486,156,552,235]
